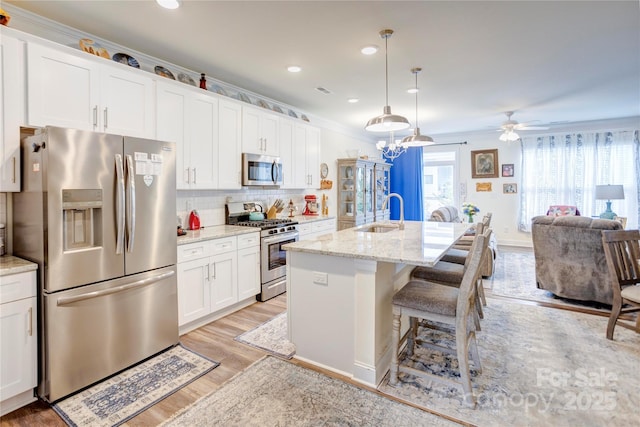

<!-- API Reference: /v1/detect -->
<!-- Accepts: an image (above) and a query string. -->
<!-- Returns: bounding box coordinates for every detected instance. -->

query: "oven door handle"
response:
[262,231,299,245]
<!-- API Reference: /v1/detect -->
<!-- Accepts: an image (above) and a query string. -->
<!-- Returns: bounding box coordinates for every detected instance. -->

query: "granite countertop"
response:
[177,225,259,245]
[283,221,469,267]
[0,255,38,276]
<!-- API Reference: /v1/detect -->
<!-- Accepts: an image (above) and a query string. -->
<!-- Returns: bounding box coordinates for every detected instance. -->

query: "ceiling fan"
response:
[498,111,548,141]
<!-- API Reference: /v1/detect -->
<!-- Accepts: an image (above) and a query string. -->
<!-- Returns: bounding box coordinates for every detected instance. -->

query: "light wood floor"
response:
[1,285,611,427]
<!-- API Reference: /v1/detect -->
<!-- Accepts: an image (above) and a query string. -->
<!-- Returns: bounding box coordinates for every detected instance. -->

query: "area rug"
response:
[486,248,611,311]
[234,312,296,359]
[52,344,219,427]
[160,355,461,427]
[378,299,640,426]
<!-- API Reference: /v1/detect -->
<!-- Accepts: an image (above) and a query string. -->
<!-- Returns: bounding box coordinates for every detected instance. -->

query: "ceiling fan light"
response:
[365,106,410,132]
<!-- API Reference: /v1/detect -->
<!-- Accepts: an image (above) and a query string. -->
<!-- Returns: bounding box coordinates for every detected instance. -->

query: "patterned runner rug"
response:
[234,312,296,359]
[52,344,219,427]
[161,356,459,426]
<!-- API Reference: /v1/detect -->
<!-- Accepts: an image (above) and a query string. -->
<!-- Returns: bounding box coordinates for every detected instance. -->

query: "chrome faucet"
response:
[382,193,405,230]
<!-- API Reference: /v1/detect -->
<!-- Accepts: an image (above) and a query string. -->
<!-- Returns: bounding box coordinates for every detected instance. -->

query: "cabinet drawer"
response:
[0,271,37,304]
[177,241,213,263]
[210,236,237,254]
[297,223,312,236]
[237,232,260,249]
[313,219,336,233]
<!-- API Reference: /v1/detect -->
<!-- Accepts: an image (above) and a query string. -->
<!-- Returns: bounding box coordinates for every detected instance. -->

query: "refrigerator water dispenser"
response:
[62,189,103,250]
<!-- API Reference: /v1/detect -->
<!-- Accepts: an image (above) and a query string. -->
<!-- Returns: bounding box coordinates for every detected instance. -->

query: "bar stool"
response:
[390,232,486,408]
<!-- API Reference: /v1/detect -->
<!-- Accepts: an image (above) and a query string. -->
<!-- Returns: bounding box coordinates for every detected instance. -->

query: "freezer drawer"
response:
[41,266,178,402]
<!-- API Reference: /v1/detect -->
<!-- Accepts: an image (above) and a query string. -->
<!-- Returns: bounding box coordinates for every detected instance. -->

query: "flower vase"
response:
[468,214,474,223]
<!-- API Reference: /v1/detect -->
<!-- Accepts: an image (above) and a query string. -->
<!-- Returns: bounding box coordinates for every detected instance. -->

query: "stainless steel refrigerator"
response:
[13,126,178,402]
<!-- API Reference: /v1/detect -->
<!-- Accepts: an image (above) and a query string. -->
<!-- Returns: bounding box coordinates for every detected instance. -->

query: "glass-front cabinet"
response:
[374,162,391,221]
[337,158,391,230]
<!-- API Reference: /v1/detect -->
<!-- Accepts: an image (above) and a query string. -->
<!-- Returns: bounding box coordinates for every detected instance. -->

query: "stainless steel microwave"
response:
[242,153,283,186]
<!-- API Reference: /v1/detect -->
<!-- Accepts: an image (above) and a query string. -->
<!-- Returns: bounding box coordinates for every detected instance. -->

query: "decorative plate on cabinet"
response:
[272,105,284,114]
[79,38,110,59]
[235,92,252,104]
[209,84,228,96]
[256,99,270,109]
[112,52,140,68]
[301,114,310,122]
[177,73,196,86]
[288,109,298,118]
[154,66,175,80]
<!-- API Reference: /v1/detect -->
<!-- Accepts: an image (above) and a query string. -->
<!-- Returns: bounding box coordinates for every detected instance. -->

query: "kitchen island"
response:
[283,220,469,387]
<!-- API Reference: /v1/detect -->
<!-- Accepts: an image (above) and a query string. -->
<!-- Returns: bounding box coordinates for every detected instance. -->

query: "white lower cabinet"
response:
[177,232,260,332]
[298,218,336,241]
[0,270,37,416]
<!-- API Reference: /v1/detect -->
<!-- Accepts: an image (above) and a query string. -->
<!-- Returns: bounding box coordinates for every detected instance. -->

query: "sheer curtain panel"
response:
[519,130,639,231]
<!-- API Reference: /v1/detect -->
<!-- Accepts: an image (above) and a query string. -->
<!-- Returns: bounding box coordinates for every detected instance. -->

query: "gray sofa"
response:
[531,215,623,305]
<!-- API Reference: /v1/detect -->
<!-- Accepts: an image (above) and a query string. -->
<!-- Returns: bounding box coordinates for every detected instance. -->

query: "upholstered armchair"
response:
[428,206,462,222]
[531,215,623,305]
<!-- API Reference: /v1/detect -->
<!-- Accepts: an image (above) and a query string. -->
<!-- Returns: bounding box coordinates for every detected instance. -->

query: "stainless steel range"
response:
[226,202,298,301]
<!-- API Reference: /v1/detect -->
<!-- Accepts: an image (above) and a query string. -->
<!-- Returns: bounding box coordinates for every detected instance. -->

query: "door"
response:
[39,127,123,292]
[123,136,176,275]
[156,82,188,189]
[188,93,218,189]
[237,246,260,299]
[210,252,237,311]
[218,99,242,189]
[27,43,99,130]
[100,64,154,138]
[177,257,211,326]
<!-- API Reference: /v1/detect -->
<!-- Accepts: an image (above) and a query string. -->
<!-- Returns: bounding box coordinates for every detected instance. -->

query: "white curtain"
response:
[519,130,639,232]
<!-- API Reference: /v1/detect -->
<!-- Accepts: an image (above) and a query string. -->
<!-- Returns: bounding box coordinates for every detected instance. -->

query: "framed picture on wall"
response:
[502,163,514,177]
[503,183,517,194]
[471,149,499,178]
[476,182,492,192]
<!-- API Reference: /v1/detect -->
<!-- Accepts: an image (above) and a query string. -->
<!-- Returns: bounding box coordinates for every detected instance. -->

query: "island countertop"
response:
[283,220,470,267]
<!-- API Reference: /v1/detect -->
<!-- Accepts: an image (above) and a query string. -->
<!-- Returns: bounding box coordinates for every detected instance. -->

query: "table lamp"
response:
[595,184,624,219]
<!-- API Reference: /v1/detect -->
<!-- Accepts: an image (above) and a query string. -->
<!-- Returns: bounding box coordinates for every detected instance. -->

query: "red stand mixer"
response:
[302,195,319,216]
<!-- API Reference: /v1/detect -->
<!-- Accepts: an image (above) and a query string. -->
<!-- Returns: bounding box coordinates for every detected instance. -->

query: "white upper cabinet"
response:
[0,34,25,192]
[241,105,279,156]
[278,118,295,188]
[187,92,219,189]
[27,43,154,138]
[156,81,242,190]
[217,99,242,189]
[293,123,321,189]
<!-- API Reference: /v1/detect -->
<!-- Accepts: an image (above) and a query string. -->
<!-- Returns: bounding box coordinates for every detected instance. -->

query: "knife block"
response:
[266,206,277,219]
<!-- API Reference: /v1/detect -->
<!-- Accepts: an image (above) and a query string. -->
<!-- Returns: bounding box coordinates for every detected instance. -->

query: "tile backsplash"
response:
[176,188,316,228]
[0,193,6,226]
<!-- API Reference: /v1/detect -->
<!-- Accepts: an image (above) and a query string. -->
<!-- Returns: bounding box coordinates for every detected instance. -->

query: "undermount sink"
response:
[356,224,398,233]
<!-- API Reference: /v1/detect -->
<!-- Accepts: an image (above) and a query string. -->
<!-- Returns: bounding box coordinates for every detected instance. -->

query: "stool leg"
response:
[390,307,401,386]
[477,278,487,306]
[456,328,477,408]
[407,316,418,357]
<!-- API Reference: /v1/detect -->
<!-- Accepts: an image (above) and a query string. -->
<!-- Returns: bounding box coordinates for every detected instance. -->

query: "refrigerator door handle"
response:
[56,270,176,306]
[126,154,136,252]
[115,154,125,254]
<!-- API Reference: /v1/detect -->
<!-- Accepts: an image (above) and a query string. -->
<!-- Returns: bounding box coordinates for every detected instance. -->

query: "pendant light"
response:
[365,29,410,132]
[401,67,435,146]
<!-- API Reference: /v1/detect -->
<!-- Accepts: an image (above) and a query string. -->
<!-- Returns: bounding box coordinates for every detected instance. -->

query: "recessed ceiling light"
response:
[407,87,419,94]
[287,65,302,73]
[156,0,181,9]
[361,45,379,55]
[347,98,359,103]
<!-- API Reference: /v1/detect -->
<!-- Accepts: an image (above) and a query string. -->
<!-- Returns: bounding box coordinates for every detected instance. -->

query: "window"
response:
[519,130,639,231]
[423,149,459,217]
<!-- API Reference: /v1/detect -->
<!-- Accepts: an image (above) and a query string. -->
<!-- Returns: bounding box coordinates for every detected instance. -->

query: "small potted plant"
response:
[462,202,480,223]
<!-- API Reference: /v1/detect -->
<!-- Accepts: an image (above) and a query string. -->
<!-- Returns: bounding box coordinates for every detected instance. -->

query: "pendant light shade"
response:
[365,29,410,132]
[401,67,435,147]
